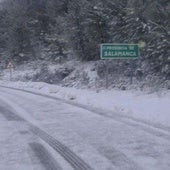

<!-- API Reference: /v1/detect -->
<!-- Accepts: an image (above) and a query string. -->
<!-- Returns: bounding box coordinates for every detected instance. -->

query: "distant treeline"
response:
[0,0,169,81]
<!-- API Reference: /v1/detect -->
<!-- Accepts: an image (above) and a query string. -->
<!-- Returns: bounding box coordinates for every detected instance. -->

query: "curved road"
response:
[0,86,170,170]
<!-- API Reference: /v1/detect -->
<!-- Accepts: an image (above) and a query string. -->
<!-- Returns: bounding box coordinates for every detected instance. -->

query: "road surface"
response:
[0,86,170,170]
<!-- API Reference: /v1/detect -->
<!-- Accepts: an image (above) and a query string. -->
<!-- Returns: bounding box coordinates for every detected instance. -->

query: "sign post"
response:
[7,61,14,81]
[100,44,139,87]
[105,60,109,88]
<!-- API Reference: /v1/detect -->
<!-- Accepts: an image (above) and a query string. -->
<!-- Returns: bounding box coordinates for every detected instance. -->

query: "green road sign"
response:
[101,44,139,59]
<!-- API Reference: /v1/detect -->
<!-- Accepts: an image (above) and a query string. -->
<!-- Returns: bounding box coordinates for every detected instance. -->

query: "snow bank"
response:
[0,80,170,127]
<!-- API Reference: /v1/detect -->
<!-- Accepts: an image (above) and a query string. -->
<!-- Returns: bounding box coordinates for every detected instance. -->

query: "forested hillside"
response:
[0,0,169,89]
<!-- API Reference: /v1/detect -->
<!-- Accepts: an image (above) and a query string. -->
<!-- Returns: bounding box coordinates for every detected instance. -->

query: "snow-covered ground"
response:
[1,82,170,170]
[0,80,169,128]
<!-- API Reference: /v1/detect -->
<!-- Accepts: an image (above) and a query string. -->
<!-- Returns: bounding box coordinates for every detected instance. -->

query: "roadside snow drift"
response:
[0,80,170,128]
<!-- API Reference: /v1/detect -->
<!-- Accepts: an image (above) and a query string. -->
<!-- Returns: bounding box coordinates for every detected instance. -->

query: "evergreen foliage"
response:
[0,0,169,82]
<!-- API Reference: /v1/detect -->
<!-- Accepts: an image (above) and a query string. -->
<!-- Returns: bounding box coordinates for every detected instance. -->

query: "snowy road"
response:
[0,87,170,170]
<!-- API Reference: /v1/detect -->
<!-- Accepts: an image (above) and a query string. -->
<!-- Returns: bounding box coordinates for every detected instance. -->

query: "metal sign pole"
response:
[130,61,133,85]
[7,61,14,81]
[105,60,109,89]
[9,67,12,81]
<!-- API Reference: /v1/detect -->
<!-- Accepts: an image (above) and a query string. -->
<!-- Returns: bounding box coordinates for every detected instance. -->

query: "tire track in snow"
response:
[0,100,24,121]
[30,125,94,170]
[0,91,94,170]
[29,142,62,170]
[1,85,170,141]
[98,146,142,170]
